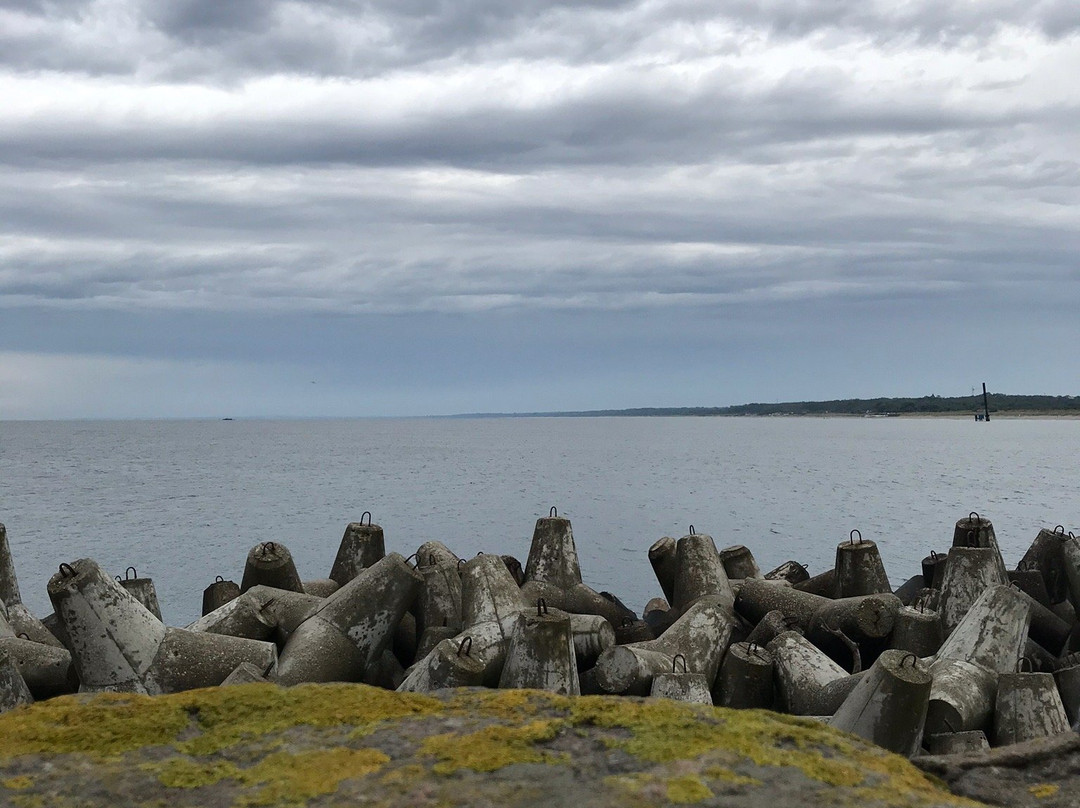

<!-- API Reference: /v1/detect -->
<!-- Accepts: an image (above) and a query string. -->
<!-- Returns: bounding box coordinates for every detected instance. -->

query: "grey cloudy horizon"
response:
[2,0,1078,418]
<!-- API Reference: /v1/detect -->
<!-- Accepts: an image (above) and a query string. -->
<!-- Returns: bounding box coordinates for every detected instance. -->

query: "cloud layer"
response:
[2,0,1079,414]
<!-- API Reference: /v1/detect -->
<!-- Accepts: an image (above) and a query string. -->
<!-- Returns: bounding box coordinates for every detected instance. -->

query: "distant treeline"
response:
[461,394,1080,418]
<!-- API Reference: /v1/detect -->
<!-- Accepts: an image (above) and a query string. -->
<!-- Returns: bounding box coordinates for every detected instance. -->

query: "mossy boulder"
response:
[0,683,984,808]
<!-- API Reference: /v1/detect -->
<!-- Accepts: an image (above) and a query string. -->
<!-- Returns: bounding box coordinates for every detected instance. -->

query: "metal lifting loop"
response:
[215,575,225,583]
[549,506,558,518]
[537,598,548,616]
[747,642,760,658]
[849,529,862,545]
[16,633,29,641]
[930,550,939,561]
[673,653,687,674]
[405,553,418,568]
[457,558,467,569]
[1018,657,1033,673]
[361,511,372,526]
[458,637,472,657]
[114,575,122,582]
[968,511,980,523]
[688,525,695,535]
[900,653,918,669]
[1055,525,1066,535]
[263,541,276,555]
[965,530,978,547]
[126,566,137,580]
[58,563,75,578]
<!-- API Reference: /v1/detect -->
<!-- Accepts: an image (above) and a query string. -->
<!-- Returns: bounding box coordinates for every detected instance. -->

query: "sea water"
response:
[1,416,1077,625]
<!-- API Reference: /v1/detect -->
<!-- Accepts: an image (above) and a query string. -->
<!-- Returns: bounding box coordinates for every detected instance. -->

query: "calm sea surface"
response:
[1,416,1077,626]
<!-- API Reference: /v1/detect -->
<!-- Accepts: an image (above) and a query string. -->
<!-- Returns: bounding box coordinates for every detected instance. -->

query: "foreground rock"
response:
[0,683,976,808]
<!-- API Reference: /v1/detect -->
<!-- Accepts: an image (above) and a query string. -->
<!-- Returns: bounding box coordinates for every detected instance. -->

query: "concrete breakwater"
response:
[1,510,1079,769]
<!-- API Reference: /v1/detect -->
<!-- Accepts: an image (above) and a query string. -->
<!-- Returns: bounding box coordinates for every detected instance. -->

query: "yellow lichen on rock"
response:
[0,694,190,759]
[665,774,714,804]
[1,775,33,790]
[420,718,567,774]
[1029,784,1059,799]
[177,682,442,754]
[155,747,389,805]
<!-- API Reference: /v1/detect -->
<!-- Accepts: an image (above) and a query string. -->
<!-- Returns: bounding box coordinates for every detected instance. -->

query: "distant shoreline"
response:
[450,394,1080,419]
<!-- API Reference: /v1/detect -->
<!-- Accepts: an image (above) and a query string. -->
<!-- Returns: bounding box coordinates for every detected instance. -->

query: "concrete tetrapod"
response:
[302,579,341,598]
[925,731,990,755]
[952,513,1000,554]
[832,531,891,598]
[220,661,269,686]
[414,557,464,638]
[497,608,580,695]
[936,546,1009,635]
[934,584,1031,674]
[201,576,240,616]
[1054,661,1080,726]
[188,585,323,645]
[992,669,1072,746]
[766,631,850,715]
[594,595,735,696]
[650,655,712,704]
[0,524,63,648]
[1062,533,1080,612]
[117,567,162,620]
[524,511,582,592]
[329,515,385,586]
[715,641,774,709]
[720,545,761,580]
[49,559,277,694]
[48,559,166,693]
[889,604,944,658]
[0,636,78,699]
[240,542,305,594]
[0,646,32,712]
[398,634,487,691]
[643,535,678,600]
[925,658,998,735]
[274,553,422,685]
[521,514,634,625]
[1016,526,1069,605]
[763,560,810,585]
[829,650,932,757]
[921,550,949,591]
[670,532,735,615]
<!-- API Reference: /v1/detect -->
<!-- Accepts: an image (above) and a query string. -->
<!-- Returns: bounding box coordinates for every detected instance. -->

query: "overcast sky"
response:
[1,0,1078,418]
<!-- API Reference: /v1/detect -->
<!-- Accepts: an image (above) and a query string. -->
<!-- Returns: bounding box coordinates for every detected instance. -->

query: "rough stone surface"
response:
[0,683,986,808]
[915,731,1080,808]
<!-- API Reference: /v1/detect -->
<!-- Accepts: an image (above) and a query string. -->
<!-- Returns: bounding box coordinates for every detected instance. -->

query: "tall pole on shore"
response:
[982,382,990,422]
